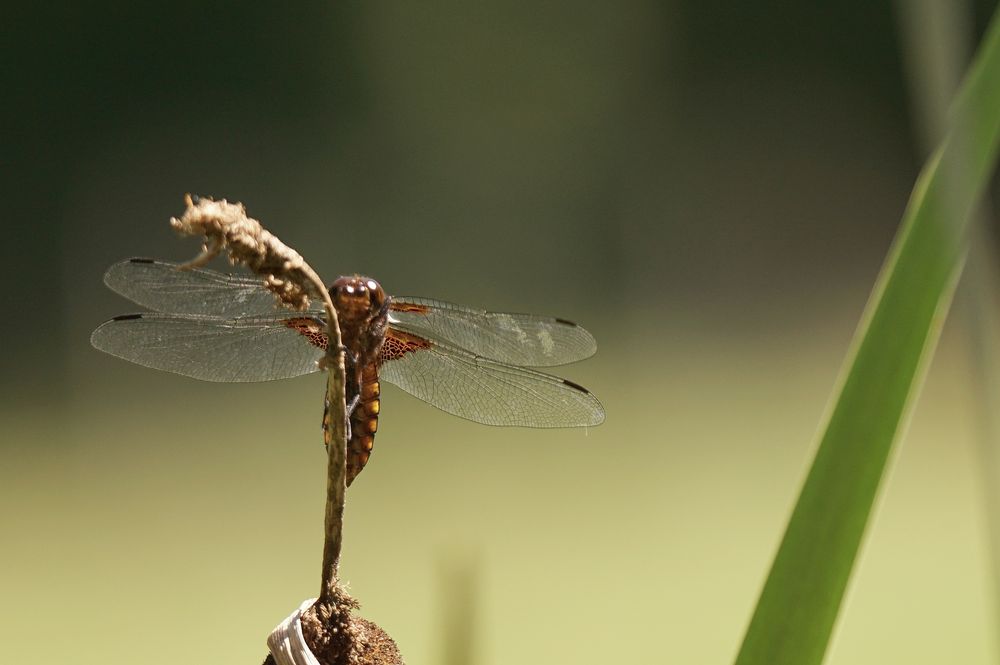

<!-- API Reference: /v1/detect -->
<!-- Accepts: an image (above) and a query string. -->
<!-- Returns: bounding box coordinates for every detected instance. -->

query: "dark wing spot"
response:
[128,258,155,264]
[112,313,143,321]
[382,328,432,362]
[562,378,591,394]
[284,317,329,350]
[554,317,578,326]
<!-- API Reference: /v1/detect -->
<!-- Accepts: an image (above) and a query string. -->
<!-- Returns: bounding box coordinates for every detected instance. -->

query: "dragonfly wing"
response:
[103,258,325,317]
[90,312,327,382]
[379,328,604,427]
[388,297,597,367]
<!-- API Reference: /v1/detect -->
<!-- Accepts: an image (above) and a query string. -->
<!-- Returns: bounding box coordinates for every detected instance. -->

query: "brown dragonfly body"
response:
[296,276,393,485]
[92,259,605,485]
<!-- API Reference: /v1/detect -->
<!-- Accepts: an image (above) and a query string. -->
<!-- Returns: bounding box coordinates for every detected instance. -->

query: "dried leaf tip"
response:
[170,193,318,311]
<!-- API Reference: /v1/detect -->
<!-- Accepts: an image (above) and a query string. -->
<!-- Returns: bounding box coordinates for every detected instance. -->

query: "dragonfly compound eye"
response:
[365,278,386,308]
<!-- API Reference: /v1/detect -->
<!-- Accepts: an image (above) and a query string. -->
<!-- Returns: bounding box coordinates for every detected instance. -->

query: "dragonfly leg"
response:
[323,350,363,451]
[345,392,360,417]
[322,395,355,448]
[344,351,363,418]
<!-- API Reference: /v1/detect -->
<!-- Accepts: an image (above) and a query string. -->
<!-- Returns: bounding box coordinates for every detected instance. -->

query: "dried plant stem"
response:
[306,271,349,600]
[319,340,349,598]
[170,194,349,596]
[172,195,403,663]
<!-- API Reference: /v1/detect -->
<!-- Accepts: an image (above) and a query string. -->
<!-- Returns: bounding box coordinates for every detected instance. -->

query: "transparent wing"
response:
[379,330,604,427]
[103,258,324,317]
[90,312,326,382]
[388,297,596,367]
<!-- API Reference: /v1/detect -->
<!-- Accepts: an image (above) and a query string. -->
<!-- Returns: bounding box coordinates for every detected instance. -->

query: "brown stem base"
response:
[295,587,402,665]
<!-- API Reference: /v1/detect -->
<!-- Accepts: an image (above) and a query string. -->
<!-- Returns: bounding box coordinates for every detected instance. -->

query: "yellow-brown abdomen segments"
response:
[346,364,381,485]
[290,316,392,486]
[321,364,381,487]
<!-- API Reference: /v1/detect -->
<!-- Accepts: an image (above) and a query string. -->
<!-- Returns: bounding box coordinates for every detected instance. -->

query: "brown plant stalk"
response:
[170,195,399,664]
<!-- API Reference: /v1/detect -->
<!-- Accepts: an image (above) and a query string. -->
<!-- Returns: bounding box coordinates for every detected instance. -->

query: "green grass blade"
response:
[896,0,1000,650]
[733,8,1000,665]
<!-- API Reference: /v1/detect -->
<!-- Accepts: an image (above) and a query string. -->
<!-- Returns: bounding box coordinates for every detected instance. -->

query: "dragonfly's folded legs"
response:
[345,393,360,417]
[322,376,362,450]
[322,395,354,449]
[344,348,363,419]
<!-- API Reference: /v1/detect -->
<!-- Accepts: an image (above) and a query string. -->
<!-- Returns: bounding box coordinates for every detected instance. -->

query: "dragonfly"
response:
[91,259,605,485]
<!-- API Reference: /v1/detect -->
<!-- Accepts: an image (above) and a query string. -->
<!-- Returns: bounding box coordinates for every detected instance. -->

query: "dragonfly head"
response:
[330,275,387,322]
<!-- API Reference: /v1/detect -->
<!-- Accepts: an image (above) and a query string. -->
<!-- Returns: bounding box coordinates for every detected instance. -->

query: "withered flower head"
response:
[170,193,317,311]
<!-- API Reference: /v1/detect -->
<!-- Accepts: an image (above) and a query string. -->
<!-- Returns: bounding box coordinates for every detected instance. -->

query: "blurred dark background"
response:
[3,2,1000,664]
[10,0,999,403]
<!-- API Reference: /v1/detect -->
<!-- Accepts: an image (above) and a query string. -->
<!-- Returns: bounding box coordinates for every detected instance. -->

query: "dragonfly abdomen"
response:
[347,364,381,485]
[321,364,380,486]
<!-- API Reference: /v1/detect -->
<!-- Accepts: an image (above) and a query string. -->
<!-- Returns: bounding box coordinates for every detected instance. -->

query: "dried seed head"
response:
[170,193,317,311]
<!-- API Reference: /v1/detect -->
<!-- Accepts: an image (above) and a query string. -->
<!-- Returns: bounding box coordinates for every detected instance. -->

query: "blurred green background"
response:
[4,2,1000,663]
